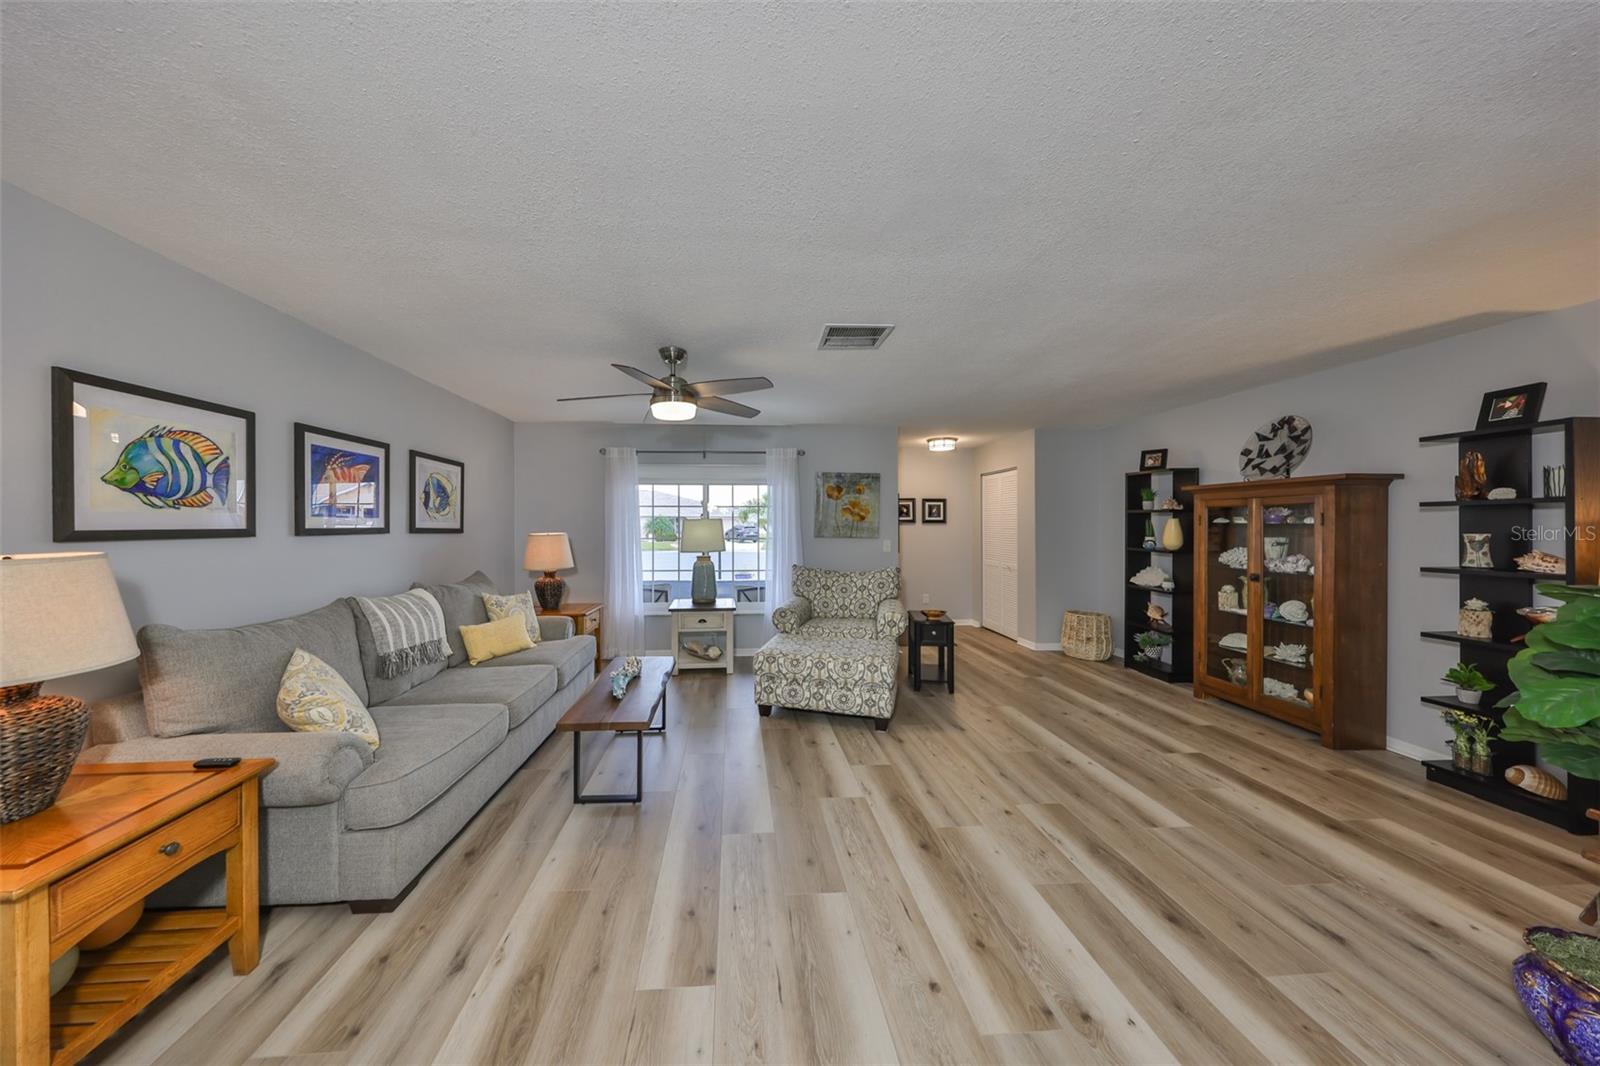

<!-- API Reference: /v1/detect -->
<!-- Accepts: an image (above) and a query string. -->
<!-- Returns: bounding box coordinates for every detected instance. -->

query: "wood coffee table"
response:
[1,759,274,1066]
[556,656,670,804]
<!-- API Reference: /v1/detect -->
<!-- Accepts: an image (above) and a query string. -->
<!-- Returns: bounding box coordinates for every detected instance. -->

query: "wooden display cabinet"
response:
[1187,473,1401,749]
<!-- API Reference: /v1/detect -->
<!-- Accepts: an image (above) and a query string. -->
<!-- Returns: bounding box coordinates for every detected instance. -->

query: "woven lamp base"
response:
[0,682,90,824]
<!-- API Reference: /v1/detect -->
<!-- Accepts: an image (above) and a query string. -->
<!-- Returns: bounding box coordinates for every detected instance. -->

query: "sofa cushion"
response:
[139,600,365,737]
[791,566,900,620]
[350,591,449,705]
[410,571,495,668]
[383,663,557,729]
[343,703,508,831]
[277,648,381,750]
[477,635,596,688]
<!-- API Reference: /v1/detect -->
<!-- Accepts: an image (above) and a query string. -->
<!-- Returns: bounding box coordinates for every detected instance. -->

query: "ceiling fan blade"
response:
[612,363,671,390]
[686,376,774,398]
[556,393,652,402]
[697,396,761,418]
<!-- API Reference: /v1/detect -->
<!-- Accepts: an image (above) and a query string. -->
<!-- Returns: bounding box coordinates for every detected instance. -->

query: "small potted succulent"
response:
[1140,487,1156,510]
[1134,630,1171,663]
[1442,661,1495,706]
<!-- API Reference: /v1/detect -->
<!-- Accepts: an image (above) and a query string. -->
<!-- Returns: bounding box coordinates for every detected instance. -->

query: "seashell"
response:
[1279,599,1309,623]
[1219,632,1250,650]
[1505,765,1567,801]
[1487,487,1518,500]
[1463,597,1489,611]
[1517,605,1559,625]
[1130,565,1169,588]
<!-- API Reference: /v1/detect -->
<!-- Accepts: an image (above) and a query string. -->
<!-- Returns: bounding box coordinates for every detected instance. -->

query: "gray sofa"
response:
[78,571,594,910]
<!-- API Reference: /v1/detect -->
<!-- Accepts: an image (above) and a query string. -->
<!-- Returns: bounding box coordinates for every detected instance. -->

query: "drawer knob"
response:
[159,841,182,857]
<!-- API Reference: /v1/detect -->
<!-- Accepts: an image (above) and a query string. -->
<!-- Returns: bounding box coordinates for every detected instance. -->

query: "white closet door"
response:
[981,468,1019,639]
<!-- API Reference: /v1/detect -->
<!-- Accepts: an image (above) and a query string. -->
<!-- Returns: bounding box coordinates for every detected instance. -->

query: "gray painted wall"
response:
[897,444,976,621]
[511,421,899,652]
[1037,300,1600,756]
[1,184,516,700]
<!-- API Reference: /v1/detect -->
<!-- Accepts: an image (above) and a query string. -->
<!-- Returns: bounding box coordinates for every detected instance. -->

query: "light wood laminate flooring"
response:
[89,627,1581,1065]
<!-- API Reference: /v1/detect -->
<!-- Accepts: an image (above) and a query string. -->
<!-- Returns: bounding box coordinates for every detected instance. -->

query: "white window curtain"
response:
[764,447,803,613]
[603,446,643,657]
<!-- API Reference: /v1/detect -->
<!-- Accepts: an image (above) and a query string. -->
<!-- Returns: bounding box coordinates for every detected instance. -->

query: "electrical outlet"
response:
[882,539,891,553]
[921,593,930,604]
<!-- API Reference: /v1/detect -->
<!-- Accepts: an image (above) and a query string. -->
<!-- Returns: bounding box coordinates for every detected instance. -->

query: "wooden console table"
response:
[1,759,274,1066]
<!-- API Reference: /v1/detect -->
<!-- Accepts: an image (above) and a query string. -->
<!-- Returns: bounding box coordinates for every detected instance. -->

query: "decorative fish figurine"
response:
[101,426,229,509]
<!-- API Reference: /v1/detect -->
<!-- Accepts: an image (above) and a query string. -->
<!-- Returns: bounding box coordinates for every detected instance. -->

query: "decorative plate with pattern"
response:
[1239,415,1313,480]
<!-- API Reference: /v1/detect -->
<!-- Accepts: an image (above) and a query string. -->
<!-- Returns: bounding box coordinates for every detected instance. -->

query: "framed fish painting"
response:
[409,450,464,534]
[294,423,389,535]
[51,367,255,540]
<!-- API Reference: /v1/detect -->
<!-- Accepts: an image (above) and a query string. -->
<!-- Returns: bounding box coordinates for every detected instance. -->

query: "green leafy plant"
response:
[1442,661,1494,692]
[1140,487,1156,502]
[1134,630,1171,662]
[1498,584,1600,777]
[644,516,678,542]
[1442,708,1495,755]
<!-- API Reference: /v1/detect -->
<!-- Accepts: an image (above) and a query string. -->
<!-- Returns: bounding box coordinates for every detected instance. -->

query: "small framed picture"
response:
[1475,382,1547,430]
[898,498,915,523]
[1139,448,1169,470]
[922,497,947,524]
[51,367,255,541]
[295,423,389,535]
[409,450,464,533]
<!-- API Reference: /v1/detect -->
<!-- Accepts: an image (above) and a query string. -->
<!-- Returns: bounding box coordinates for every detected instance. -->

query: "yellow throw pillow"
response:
[277,648,379,750]
[459,615,534,665]
[482,591,542,645]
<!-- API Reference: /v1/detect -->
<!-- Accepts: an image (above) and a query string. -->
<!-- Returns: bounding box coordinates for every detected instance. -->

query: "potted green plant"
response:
[1134,630,1170,662]
[1498,584,1600,777]
[1441,709,1496,774]
[1442,661,1495,706]
[1140,487,1156,511]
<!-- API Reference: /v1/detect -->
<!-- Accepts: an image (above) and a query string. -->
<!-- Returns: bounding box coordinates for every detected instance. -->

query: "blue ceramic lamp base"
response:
[691,553,717,605]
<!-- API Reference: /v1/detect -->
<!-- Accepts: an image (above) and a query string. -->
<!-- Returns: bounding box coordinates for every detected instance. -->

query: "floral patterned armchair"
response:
[755,565,906,729]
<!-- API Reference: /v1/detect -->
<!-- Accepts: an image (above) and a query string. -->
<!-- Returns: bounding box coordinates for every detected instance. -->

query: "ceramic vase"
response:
[1462,532,1493,569]
[1160,517,1184,551]
[1456,687,1483,706]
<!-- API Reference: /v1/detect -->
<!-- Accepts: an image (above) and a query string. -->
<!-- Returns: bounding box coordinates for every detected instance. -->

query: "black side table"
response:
[908,611,955,693]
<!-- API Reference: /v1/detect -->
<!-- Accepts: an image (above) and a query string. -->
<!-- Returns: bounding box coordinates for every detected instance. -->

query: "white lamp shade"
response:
[0,552,138,685]
[523,532,575,572]
[680,518,726,553]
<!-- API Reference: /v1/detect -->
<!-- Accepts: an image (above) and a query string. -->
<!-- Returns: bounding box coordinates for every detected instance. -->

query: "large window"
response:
[638,471,767,609]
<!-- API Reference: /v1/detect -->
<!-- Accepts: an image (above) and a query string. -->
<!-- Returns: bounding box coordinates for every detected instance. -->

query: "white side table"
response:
[667,597,735,675]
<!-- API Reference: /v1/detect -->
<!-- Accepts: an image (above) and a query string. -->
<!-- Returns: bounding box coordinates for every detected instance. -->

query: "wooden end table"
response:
[667,598,735,675]
[908,612,956,693]
[544,600,604,672]
[556,656,670,804]
[1,758,274,1066]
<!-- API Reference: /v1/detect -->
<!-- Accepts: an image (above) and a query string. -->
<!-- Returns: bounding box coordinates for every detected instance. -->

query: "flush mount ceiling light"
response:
[927,437,958,452]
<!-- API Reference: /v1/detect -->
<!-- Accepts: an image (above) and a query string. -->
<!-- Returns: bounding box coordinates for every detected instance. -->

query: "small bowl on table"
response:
[922,609,946,621]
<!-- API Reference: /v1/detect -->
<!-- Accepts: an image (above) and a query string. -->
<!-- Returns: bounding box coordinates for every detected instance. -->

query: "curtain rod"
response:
[598,448,804,456]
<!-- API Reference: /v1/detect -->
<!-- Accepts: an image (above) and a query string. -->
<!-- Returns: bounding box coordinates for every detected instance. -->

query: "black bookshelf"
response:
[1418,416,1599,834]
[1122,467,1198,684]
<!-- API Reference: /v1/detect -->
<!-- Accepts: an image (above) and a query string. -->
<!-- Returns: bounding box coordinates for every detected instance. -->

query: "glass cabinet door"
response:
[1202,502,1253,692]
[1257,498,1319,716]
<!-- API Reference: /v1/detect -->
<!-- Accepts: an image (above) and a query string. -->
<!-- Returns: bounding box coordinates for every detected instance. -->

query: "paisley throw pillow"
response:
[276,648,379,750]
[482,590,542,645]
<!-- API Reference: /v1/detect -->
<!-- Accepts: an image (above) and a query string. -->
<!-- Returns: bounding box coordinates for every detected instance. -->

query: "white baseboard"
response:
[1386,736,1448,762]
[953,618,980,627]
[1017,638,1063,652]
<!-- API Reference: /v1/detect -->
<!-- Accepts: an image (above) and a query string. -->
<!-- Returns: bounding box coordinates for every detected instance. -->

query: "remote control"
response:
[192,757,242,769]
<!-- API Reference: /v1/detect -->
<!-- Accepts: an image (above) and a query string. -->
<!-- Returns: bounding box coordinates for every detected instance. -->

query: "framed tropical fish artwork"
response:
[51,367,255,540]
[294,423,389,535]
[409,450,464,534]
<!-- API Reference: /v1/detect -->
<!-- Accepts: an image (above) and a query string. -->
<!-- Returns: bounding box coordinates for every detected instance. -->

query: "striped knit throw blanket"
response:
[353,589,449,678]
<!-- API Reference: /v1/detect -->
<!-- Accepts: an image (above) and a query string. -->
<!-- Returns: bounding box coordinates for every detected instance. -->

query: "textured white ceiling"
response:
[4,2,1597,437]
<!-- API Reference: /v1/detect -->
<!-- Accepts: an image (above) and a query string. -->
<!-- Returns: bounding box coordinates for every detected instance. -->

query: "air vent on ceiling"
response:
[818,324,895,350]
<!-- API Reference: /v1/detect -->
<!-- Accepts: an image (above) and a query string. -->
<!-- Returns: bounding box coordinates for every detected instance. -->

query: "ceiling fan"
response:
[556,346,774,421]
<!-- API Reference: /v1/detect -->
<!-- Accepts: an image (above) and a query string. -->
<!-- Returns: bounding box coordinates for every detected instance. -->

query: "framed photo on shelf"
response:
[1475,382,1546,431]
[294,423,389,535]
[1139,448,1169,471]
[897,498,915,523]
[921,497,947,524]
[409,450,464,533]
[51,367,255,541]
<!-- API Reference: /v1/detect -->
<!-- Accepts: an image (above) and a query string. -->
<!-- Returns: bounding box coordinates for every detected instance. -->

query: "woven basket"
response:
[1061,611,1112,661]
[0,685,90,823]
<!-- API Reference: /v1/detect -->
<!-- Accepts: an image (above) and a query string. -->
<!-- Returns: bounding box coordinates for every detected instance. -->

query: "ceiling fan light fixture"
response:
[650,392,697,421]
[927,436,958,452]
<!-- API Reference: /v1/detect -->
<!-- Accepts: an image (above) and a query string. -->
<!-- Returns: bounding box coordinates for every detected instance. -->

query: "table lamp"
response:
[0,552,138,823]
[680,518,726,605]
[524,532,575,610]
